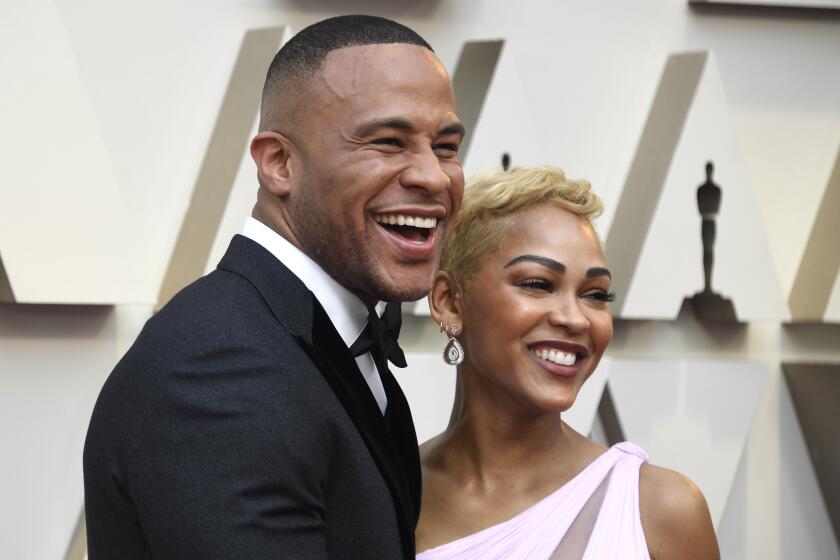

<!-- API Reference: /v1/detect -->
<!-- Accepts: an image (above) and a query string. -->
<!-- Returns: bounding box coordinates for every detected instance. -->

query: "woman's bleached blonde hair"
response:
[441,166,603,283]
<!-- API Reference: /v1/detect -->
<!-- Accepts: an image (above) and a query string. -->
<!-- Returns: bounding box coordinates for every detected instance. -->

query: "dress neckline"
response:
[418,442,632,556]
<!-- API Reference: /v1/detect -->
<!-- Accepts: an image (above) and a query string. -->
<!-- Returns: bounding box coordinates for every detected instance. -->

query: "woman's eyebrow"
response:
[504,254,565,273]
[587,267,611,280]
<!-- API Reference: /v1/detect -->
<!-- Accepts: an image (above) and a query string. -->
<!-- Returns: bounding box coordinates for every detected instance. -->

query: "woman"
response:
[416,167,719,559]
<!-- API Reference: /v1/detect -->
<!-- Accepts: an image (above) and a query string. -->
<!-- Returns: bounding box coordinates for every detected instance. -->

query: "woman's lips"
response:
[531,352,583,378]
[528,343,588,378]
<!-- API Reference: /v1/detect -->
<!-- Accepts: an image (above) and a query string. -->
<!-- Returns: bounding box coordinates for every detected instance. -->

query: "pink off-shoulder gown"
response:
[416,442,651,560]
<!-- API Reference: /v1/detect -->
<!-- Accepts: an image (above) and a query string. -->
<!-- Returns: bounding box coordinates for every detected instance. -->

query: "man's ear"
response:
[250,131,295,197]
[429,271,463,331]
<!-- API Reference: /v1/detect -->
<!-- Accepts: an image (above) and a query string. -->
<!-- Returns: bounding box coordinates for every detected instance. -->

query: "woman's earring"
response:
[441,323,464,366]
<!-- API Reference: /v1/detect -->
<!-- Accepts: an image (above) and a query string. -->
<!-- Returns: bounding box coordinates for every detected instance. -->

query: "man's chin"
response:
[371,283,429,304]
[369,269,434,303]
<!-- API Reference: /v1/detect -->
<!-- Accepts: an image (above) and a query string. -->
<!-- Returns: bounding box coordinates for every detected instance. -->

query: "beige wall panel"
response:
[825,266,840,321]
[789,147,840,321]
[204,118,260,275]
[157,26,289,309]
[734,114,840,295]
[450,40,504,170]
[0,254,13,302]
[459,41,550,178]
[0,0,144,304]
[617,52,788,321]
[0,304,151,560]
[605,52,706,315]
[608,357,766,527]
[1,3,838,559]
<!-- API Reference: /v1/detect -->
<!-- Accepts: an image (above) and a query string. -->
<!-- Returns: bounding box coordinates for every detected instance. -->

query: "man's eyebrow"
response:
[504,254,566,273]
[439,122,466,139]
[586,267,611,280]
[354,117,414,137]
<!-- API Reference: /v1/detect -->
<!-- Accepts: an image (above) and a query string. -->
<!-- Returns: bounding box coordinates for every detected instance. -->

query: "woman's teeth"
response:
[529,348,577,366]
[374,214,437,228]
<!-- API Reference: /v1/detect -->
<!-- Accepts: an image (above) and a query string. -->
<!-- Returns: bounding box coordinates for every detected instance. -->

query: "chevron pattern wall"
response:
[1,3,839,559]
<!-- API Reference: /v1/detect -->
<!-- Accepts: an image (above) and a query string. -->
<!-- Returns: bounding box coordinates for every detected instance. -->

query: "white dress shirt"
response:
[241,217,388,414]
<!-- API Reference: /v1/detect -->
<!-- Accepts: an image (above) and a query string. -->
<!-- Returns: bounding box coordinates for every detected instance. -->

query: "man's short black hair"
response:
[260,15,433,126]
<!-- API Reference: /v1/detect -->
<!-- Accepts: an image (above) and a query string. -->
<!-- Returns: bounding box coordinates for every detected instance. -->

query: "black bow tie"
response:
[348,302,407,371]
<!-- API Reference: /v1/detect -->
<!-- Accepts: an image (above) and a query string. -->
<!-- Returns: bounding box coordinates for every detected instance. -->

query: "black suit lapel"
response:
[298,305,416,558]
[378,363,421,525]
[217,235,417,558]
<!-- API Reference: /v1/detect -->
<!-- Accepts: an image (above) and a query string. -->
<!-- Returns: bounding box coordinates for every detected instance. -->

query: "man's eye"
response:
[372,138,403,148]
[434,143,459,156]
[519,279,553,292]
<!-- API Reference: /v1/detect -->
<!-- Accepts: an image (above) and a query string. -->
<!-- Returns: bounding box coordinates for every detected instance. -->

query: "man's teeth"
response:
[374,214,437,229]
[529,348,578,366]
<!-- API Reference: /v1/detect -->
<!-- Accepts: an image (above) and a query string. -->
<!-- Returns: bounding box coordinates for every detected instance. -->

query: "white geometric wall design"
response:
[610,51,789,322]
[0,0,144,305]
[608,357,766,527]
[159,26,289,307]
[205,116,261,275]
[1,4,838,560]
[204,28,294,275]
[459,40,550,178]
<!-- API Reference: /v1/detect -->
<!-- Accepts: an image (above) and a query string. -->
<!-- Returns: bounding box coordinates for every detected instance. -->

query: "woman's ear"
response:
[429,271,463,330]
[250,131,295,197]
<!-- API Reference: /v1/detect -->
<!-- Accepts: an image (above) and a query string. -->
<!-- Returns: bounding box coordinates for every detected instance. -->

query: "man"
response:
[83,15,464,559]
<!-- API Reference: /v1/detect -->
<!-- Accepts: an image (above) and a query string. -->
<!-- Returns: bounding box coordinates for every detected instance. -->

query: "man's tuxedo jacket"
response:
[83,235,421,559]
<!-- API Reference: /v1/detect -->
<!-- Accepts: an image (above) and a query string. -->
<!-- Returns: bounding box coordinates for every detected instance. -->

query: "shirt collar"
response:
[240,217,371,347]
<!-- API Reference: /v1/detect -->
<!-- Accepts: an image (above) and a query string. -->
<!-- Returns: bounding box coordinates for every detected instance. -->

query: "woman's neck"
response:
[431,370,581,493]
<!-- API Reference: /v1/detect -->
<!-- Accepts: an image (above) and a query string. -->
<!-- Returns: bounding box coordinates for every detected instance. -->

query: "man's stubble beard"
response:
[292,191,432,303]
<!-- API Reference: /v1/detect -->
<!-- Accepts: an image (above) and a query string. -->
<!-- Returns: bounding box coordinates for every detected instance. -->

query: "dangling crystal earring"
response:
[440,322,464,366]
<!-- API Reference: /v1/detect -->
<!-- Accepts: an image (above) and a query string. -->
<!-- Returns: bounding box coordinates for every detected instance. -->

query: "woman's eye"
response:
[585,290,616,303]
[519,279,553,292]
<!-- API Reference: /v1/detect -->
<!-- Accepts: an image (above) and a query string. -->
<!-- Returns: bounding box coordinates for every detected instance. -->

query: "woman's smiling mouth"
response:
[527,342,589,377]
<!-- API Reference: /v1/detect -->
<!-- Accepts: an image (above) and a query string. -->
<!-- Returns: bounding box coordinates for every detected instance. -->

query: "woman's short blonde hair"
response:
[441,166,603,283]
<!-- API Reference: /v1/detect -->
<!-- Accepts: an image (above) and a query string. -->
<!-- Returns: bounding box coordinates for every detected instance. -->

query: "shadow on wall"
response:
[0,303,113,339]
[689,1,840,21]
[783,363,840,555]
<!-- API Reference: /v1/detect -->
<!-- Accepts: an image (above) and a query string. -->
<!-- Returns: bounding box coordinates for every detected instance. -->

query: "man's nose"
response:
[399,148,452,196]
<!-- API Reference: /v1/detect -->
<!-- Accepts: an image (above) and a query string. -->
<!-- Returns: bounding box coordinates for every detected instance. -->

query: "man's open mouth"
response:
[374,213,437,243]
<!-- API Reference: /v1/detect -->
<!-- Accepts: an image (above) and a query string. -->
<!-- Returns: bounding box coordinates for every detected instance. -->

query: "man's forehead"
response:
[320,43,446,89]
[295,42,458,134]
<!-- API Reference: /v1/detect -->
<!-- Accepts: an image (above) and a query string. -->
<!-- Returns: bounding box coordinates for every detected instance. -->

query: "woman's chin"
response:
[531,391,579,415]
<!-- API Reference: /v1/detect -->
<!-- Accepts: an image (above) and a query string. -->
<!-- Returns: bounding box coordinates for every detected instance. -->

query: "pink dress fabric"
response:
[416,442,650,560]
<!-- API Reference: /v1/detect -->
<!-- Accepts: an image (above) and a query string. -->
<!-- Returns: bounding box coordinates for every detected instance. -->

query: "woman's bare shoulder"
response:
[639,463,720,560]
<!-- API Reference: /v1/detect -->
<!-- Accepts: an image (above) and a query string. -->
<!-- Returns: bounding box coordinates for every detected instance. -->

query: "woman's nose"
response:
[547,296,590,333]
